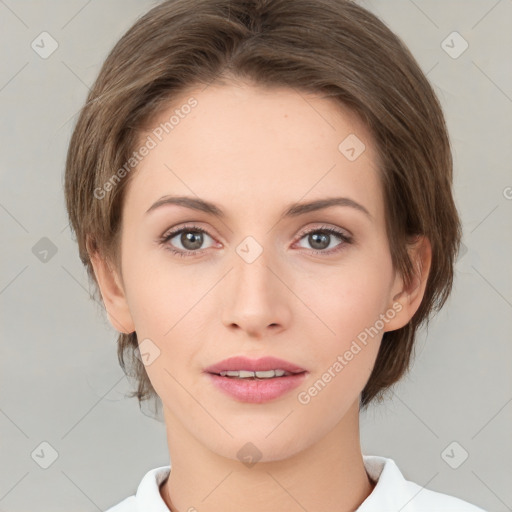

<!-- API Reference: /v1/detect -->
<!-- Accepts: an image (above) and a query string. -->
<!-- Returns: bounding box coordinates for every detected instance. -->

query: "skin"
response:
[90,80,431,512]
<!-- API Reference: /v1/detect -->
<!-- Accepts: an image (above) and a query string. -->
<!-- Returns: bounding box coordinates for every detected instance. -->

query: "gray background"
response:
[0,0,511,510]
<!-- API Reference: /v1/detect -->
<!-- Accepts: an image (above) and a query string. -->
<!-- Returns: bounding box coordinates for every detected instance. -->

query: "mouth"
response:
[205,370,308,403]
[204,355,307,376]
[211,369,305,379]
[203,356,308,403]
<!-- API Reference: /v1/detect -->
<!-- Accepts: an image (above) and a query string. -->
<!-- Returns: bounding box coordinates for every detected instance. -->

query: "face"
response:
[95,81,417,462]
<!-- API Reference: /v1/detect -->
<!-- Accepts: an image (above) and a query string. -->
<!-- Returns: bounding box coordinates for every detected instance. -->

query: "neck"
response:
[159,401,375,512]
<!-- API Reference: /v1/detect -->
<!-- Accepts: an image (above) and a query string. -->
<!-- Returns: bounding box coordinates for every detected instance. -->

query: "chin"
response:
[201,429,310,465]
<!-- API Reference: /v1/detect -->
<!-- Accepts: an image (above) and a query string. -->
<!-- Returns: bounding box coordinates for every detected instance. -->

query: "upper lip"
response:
[204,356,307,375]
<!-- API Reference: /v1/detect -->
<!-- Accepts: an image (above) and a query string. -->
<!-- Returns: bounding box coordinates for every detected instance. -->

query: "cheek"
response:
[121,240,195,331]
[295,269,388,412]
[301,257,392,342]
[121,248,211,375]
[296,256,392,398]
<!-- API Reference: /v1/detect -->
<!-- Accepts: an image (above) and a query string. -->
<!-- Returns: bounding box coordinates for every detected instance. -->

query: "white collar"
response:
[129,454,485,511]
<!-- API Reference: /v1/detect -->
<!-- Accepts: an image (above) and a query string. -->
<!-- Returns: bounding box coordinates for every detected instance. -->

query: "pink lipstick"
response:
[204,356,308,403]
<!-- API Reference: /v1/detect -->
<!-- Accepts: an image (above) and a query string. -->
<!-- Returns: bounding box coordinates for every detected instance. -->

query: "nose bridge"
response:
[235,244,273,296]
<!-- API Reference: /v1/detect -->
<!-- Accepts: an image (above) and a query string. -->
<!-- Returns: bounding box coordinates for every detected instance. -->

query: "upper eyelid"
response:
[296,224,350,238]
[164,224,215,240]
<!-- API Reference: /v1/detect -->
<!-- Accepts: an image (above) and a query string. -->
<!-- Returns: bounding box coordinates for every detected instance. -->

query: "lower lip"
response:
[206,372,308,403]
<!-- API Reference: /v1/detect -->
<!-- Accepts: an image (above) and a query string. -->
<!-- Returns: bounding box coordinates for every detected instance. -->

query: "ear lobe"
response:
[383,235,432,332]
[88,248,135,334]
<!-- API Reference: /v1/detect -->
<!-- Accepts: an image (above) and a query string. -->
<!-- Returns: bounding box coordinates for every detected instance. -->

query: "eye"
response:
[158,223,353,258]
[295,225,353,255]
[159,224,216,257]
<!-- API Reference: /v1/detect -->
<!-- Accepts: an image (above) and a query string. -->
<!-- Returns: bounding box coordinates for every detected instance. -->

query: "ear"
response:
[88,245,135,335]
[383,235,432,332]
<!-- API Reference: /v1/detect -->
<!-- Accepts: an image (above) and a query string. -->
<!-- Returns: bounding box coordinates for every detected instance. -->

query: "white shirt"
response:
[105,455,487,511]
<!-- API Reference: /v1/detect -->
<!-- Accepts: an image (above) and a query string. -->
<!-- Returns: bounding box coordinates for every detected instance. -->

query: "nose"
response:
[221,248,291,338]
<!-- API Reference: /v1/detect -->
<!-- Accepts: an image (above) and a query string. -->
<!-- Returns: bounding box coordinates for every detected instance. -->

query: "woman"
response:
[64,0,486,510]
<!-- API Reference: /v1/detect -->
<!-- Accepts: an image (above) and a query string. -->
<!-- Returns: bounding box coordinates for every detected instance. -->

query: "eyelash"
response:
[158,224,353,258]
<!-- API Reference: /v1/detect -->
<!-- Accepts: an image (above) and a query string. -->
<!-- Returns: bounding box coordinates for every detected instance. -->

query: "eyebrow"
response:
[145,195,373,221]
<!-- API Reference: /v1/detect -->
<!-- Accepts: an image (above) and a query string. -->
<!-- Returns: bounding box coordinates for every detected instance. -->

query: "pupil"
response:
[310,232,329,250]
[182,231,203,250]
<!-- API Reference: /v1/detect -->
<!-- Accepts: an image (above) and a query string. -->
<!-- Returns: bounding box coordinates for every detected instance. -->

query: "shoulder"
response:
[103,465,171,512]
[361,455,487,511]
[400,479,487,511]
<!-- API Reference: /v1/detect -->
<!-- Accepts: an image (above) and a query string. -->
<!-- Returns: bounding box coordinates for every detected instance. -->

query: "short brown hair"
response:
[64,0,462,412]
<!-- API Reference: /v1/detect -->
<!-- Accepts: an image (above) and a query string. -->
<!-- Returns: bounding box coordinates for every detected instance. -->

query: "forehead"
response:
[124,82,383,223]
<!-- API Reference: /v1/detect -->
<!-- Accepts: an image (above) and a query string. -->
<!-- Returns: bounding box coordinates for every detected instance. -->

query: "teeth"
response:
[219,369,288,378]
